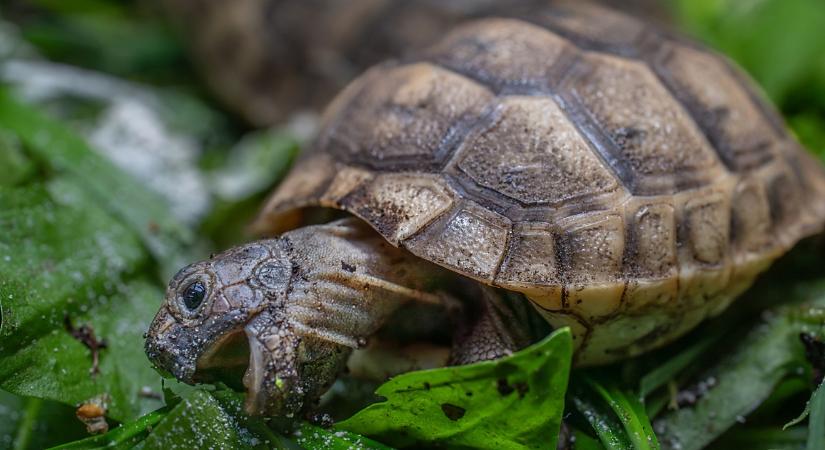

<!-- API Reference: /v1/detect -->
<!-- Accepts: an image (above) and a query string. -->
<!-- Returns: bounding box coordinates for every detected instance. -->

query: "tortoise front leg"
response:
[449,286,548,365]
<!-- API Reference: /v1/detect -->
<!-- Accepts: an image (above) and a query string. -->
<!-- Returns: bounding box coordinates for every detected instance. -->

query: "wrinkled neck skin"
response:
[243,219,444,417]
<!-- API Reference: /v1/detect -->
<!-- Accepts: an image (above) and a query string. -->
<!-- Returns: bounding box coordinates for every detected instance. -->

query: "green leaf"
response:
[48,388,387,450]
[709,426,807,450]
[12,0,188,83]
[571,392,633,450]
[639,331,721,399]
[0,181,164,421]
[571,428,608,450]
[654,281,825,450]
[208,388,294,448]
[47,407,169,450]
[583,378,659,450]
[0,131,35,186]
[0,89,196,277]
[338,328,573,449]
[0,390,87,450]
[784,382,820,430]
[294,423,393,450]
[131,390,282,450]
[807,380,825,450]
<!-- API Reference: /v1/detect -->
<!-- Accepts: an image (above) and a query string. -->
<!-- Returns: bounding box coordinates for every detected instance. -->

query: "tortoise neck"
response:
[280,218,446,349]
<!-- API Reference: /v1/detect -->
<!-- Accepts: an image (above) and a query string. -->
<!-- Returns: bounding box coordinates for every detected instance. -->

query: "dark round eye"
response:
[181,281,207,311]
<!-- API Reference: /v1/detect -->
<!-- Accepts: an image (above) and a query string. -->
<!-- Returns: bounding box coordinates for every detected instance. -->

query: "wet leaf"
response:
[583,377,658,450]
[709,426,807,450]
[0,89,197,277]
[807,379,825,450]
[294,423,392,450]
[0,130,34,186]
[639,331,722,399]
[0,390,87,450]
[0,180,165,421]
[338,328,573,449]
[654,281,825,450]
[47,406,169,450]
[131,390,273,450]
[571,392,633,450]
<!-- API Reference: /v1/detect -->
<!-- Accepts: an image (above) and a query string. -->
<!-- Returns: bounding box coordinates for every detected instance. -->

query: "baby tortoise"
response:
[146,4,825,417]
[161,0,668,125]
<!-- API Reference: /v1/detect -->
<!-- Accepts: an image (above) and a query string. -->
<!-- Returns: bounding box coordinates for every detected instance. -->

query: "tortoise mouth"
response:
[194,325,274,415]
[194,328,251,392]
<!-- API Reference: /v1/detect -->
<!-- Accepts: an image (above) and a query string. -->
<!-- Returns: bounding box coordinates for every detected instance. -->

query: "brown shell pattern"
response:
[257,4,825,364]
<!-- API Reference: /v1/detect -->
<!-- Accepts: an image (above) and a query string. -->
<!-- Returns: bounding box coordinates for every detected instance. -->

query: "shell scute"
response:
[684,193,731,266]
[321,62,493,169]
[567,53,724,195]
[405,202,510,282]
[343,173,455,244]
[426,18,571,92]
[455,96,619,206]
[626,202,678,280]
[655,44,780,171]
[496,222,560,288]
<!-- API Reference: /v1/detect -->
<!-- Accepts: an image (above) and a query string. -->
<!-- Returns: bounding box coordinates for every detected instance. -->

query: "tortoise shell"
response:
[255,5,825,364]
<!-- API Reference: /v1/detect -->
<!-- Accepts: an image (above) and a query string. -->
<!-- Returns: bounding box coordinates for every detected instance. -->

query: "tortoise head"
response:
[145,239,304,416]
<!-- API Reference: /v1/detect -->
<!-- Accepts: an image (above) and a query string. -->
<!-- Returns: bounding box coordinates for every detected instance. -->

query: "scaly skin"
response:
[145,218,450,416]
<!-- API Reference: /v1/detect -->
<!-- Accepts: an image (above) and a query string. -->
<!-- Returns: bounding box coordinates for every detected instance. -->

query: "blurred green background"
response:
[1,0,824,449]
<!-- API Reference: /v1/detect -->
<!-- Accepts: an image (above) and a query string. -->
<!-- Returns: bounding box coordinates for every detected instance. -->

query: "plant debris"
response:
[64,314,108,377]
[76,394,110,435]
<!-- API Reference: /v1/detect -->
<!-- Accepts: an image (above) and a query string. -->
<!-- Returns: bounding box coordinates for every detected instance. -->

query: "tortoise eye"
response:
[181,281,207,311]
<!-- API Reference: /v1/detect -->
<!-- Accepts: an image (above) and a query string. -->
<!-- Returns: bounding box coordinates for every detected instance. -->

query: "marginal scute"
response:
[557,213,626,318]
[656,44,777,171]
[627,203,677,279]
[684,194,730,266]
[406,203,510,281]
[766,167,802,229]
[731,180,772,254]
[427,18,570,91]
[320,62,493,167]
[559,213,625,285]
[457,96,619,206]
[496,222,561,307]
[261,154,335,212]
[321,166,374,203]
[570,53,723,194]
[345,173,454,243]
[622,278,677,313]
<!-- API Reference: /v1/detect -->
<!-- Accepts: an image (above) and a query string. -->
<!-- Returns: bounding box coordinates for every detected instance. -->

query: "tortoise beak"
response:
[145,325,198,383]
[144,308,204,384]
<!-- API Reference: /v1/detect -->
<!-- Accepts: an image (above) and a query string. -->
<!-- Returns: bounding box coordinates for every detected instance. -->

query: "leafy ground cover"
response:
[1,0,825,449]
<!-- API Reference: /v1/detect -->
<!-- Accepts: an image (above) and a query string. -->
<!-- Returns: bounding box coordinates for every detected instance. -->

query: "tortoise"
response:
[161,0,668,125]
[145,3,825,417]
